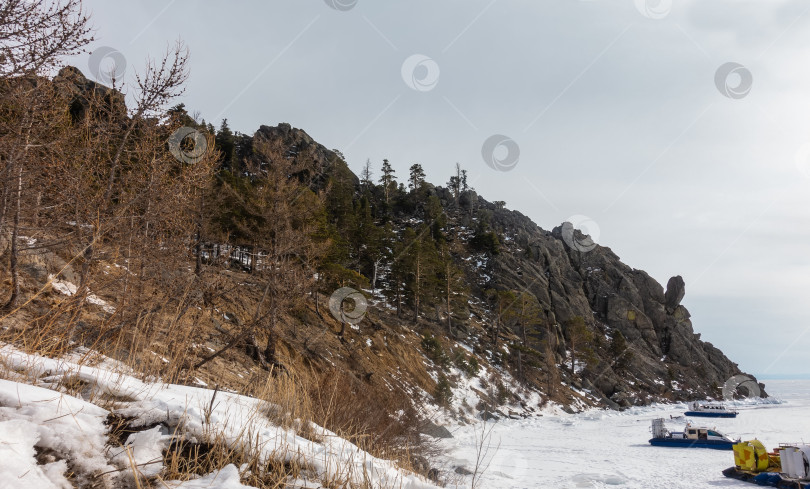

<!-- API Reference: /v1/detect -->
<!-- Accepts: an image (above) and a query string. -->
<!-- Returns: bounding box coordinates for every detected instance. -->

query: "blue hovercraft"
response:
[684,401,739,418]
[649,418,738,450]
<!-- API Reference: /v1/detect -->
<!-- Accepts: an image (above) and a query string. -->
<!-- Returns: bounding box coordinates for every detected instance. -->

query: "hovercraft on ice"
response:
[684,401,738,418]
[722,440,810,488]
[648,418,737,450]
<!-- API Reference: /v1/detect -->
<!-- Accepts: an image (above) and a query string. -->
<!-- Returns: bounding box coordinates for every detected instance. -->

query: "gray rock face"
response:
[664,276,686,313]
[253,123,356,189]
[54,66,127,121]
[479,202,764,405]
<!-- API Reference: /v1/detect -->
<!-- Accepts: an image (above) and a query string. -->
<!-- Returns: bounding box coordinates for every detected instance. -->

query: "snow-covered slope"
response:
[0,345,440,489]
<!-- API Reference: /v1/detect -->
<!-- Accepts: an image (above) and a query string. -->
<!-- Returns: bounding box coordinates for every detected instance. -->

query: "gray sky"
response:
[73,0,810,378]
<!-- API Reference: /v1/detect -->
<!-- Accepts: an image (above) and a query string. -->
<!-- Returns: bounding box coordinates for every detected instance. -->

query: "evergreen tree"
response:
[351,196,384,278]
[379,159,396,204]
[370,221,395,292]
[470,209,500,254]
[324,162,357,266]
[609,330,633,373]
[167,103,196,127]
[408,163,426,192]
[425,195,447,243]
[215,119,236,170]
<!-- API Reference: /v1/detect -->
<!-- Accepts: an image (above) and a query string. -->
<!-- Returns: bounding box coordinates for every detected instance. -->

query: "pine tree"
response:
[408,163,426,192]
[448,162,467,205]
[609,330,633,373]
[470,209,500,255]
[215,119,236,170]
[425,195,447,243]
[324,163,357,265]
[379,159,396,204]
[202,138,328,368]
[351,196,383,277]
[370,222,395,292]
[360,158,373,193]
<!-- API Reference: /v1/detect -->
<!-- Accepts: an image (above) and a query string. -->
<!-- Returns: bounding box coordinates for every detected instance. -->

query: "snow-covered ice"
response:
[441,380,808,488]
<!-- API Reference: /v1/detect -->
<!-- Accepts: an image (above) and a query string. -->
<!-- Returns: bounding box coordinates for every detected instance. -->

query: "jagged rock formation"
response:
[481,201,764,406]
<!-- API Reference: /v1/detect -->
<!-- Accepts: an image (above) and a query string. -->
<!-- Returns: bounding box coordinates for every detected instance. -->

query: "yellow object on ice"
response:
[767,452,781,470]
[733,440,769,472]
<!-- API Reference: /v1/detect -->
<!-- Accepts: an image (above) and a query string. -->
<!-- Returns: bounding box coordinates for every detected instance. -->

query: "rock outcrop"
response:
[478,201,763,404]
[664,276,686,313]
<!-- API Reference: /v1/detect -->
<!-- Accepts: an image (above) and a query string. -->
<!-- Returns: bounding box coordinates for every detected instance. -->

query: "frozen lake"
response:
[443,380,810,488]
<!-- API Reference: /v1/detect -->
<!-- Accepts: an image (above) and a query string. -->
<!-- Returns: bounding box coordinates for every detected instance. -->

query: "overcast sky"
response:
[72,0,810,378]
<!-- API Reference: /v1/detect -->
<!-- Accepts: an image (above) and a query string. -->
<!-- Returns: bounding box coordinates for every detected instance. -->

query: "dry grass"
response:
[0,239,442,488]
[160,428,304,489]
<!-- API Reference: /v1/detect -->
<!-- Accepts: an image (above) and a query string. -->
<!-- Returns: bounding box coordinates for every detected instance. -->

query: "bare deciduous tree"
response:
[0,0,91,309]
[0,0,92,79]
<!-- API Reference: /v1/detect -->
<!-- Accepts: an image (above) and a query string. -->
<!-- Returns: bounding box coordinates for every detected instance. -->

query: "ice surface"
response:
[441,380,808,488]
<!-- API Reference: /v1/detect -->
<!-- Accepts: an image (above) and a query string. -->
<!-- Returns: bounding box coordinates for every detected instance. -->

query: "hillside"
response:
[0,63,765,487]
[208,114,762,409]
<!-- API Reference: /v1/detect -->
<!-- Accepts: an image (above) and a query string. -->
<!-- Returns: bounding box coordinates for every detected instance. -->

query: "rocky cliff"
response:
[479,200,764,407]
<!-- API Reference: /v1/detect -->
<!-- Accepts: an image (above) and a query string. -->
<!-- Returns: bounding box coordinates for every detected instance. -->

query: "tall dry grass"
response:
[0,268,439,488]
